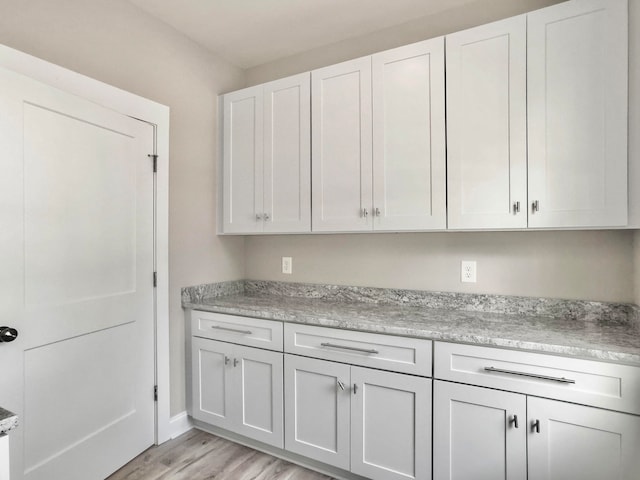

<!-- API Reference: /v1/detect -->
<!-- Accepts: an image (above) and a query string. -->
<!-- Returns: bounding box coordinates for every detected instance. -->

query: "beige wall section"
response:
[245,0,563,86]
[246,231,635,303]
[0,0,246,416]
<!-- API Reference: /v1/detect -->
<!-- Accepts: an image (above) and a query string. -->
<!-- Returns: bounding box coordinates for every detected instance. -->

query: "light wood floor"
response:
[107,429,335,480]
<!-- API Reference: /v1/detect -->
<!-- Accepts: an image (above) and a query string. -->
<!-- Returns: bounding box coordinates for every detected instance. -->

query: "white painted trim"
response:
[0,44,172,445]
[169,412,194,440]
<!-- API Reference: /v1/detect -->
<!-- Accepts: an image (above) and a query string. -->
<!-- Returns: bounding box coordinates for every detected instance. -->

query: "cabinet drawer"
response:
[284,323,432,376]
[435,342,640,415]
[191,310,283,351]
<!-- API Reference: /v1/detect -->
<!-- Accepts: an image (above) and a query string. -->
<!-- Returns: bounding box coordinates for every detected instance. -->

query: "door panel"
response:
[0,65,155,480]
[351,367,431,480]
[433,381,527,480]
[527,0,628,227]
[235,345,284,448]
[263,73,311,233]
[446,15,527,229]
[191,337,234,429]
[372,38,446,231]
[312,57,372,232]
[528,397,640,480]
[284,355,350,469]
[223,85,264,233]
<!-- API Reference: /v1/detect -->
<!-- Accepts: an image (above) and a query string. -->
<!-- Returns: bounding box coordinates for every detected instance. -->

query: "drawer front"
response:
[191,310,283,351]
[284,323,432,376]
[434,342,640,415]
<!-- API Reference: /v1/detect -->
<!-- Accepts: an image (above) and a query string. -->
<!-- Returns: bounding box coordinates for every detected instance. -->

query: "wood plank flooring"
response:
[107,429,335,480]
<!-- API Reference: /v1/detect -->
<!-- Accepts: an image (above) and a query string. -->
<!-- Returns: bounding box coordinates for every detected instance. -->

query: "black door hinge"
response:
[148,154,158,173]
[153,271,157,288]
[154,385,158,402]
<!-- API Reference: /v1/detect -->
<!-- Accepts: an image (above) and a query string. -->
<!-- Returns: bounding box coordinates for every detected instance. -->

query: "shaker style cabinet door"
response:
[284,355,351,470]
[446,15,527,230]
[191,337,235,431]
[350,367,432,480]
[232,344,284,448]
[527,397,640,480]
[527,0,628,228]
[433,381,527,480]
[311,57,373,232]
[222,85,264,233]
[371,38,446,231]
[263,73,311,233]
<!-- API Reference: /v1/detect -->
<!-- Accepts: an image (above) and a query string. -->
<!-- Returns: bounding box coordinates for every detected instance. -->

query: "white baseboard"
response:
[168,411,193,440]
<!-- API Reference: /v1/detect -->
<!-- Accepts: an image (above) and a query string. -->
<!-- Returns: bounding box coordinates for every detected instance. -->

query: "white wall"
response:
[244,0,639,304]
[0,0,246,415]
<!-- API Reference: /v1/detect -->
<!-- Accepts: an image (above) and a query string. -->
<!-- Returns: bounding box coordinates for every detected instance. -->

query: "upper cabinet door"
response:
[263,73,311,233]
[446,15,527,230]
[372,38,446,231]
[312,57,373,232]
[527,0,628,228]
[223,85,264,233]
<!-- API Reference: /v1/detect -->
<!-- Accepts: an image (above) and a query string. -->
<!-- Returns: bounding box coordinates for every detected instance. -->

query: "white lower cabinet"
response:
[284,354,432,480]
[192,336,284,448]
[434,380,640,480]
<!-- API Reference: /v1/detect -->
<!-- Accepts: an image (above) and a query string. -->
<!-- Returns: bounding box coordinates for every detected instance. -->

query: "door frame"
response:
[0,44,172,444]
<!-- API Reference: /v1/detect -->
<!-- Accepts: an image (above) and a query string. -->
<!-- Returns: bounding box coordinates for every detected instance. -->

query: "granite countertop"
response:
[0,407,18,435]
[182,280,640,367]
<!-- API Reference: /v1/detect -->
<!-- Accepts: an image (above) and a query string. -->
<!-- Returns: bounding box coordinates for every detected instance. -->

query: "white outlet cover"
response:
[461,260,476,283]
[282,256,293,274]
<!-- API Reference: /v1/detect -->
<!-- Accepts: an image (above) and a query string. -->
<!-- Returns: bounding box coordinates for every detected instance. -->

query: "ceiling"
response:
[127,0,475,69]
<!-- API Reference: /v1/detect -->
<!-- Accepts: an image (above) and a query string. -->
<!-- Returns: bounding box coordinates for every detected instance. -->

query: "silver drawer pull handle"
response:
[320,342,379,355]
[211,325,253,335]
[337,380,345,391]
[484,367,575,384]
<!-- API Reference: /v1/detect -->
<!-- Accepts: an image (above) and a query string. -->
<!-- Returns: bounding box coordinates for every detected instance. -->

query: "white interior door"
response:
[0,65,155,480]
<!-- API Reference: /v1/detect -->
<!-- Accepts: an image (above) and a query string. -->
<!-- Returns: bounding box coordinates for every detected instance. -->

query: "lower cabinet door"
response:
[351,367,432,480]
[284,354,351,470]
[233,344,284,448]
[191,337,235,430]
[433,380,527,480]
[528,397,640,480]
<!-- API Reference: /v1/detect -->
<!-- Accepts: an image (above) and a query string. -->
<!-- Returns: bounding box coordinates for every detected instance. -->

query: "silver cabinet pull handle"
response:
[337,380,345,391]
[532,200,539,213]
[532,419,540,433]
[320,342,379,355]
[511,415,519,429]
[264,213,270,221]
[513,201,520,214]
[224,356,230,366]
[211,325,253,335]
[484,366,575,384]
[361,208,369,218]
[233,358,239,367]
[256,213,263,221]
[353,383,358,395]
[374,207,381,217]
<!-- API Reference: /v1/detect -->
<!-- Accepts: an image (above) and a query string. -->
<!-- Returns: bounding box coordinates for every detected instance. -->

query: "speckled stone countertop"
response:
[182,280,640,366]
[0,407,18,435]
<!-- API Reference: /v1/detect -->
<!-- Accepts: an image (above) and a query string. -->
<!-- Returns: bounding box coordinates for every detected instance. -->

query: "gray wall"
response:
[244,0,640,304]
[635,232,640,304]
[0,0,246,416]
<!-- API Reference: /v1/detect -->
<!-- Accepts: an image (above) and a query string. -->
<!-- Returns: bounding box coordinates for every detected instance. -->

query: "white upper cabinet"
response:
[312,57,373,232]
[223,85,263,234]
[372,38,447,231]
[446,16,527,230]
[527,0,628,228]
[222,73,310,234]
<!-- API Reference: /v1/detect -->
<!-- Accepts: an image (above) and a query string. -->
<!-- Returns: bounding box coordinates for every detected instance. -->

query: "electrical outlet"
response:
[461,260,477,283]
[282,257,293,275]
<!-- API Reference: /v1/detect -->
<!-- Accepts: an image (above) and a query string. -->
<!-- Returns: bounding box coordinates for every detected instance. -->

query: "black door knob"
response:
[0,326,18,343]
